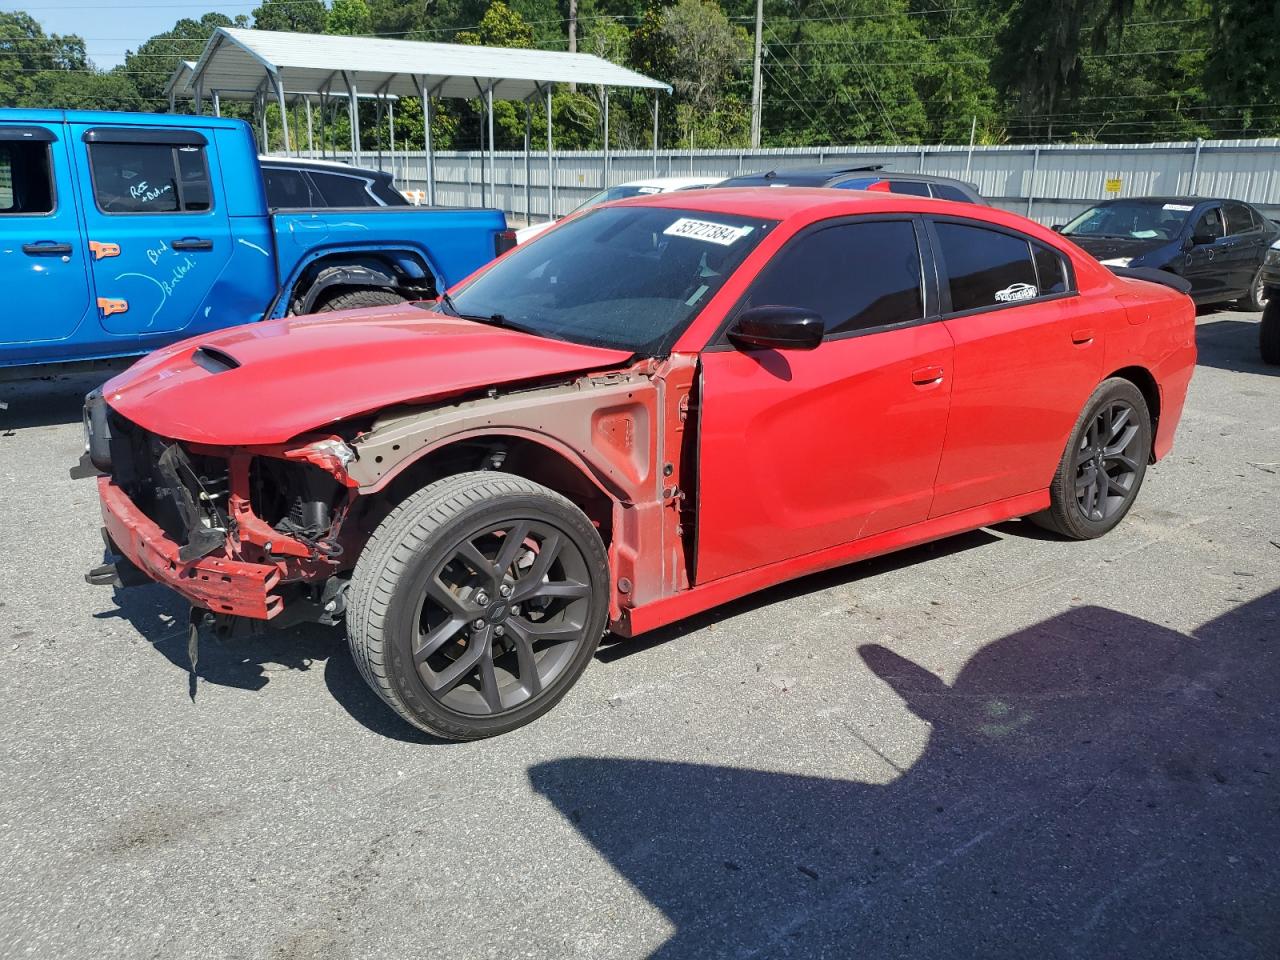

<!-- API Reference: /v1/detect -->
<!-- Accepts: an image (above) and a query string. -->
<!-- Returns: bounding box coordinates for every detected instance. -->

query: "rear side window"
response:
[369,176,408,206]
[743,219,924,337]
[309,171,375,207]
[1224,201,1257,236]
[0,142,54,214]
[934,221,1039,312]
[263,166,316,208]
[888,179,931,197]
[89,142,212,214]
[930,183,972,203]
[1032,242,1069,295]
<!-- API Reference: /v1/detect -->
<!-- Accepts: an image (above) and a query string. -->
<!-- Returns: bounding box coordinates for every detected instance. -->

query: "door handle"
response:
[911,365,945,386]
[22,241,72,256]
[171,237,213,251]
[1071,328,1095,345]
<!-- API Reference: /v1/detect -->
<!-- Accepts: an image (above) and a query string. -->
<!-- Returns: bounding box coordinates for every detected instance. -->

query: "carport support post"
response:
[1026,146,1040,218]
[652,92,659,175]
[305,98,314,156]
[546,87,554,222]
[273,71,291,153]
[344,73,361,164]
[213,91,221,118]
[1190,137,1204,194]
[524,99,532,223]
[486,84,496,210]
[602,90,610,187]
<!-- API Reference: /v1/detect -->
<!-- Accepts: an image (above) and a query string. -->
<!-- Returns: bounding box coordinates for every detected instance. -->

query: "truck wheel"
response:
[1262,299,1280,365]
[347,472,609,740]
[314,288,404,312]
[1031,378,1151,540]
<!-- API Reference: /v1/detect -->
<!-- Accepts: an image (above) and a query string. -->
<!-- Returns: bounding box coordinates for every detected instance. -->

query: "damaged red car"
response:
[84,189,1196,739]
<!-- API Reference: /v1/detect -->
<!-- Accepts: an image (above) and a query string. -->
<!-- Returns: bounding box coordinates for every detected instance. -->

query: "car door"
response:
[927,218,1105,517]
[1222,201,1265,294]
[0,124,94,349]
[695,217,955,584]
[1181,204,1226,300]
[72,124,234,337]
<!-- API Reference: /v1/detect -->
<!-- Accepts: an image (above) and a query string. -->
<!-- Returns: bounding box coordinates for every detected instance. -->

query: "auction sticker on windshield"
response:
[663,218,755,245]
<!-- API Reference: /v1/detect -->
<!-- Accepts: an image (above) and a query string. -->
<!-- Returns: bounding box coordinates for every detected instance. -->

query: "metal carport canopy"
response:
[187,27,672,213]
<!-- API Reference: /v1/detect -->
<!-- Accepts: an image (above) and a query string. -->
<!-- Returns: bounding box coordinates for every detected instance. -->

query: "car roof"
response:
[617,175,723,190]
[1089,196,1252,208]
[722,166,978,191]
[611,185,1012,226]
[259,155,393,179]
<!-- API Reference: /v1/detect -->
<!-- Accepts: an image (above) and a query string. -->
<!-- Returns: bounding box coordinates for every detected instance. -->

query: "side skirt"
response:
[614,489,1049,637]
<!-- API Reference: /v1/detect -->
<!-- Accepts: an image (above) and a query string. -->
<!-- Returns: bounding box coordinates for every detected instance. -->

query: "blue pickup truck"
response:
[0,109,511,374]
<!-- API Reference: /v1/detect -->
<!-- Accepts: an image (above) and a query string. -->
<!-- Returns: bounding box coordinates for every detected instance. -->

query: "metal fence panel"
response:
[282,139,1280,226]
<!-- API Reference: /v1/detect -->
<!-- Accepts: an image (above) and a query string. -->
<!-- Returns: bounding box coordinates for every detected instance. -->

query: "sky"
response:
[2,0,256,68]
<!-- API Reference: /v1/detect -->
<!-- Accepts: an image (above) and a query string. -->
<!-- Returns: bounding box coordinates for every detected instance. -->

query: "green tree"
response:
[327,0,374,35]
[1204,0,1280,135]
[658,0,750,147]
[118,13,247,105]
[253,0,327,33]
[0,11,86,105]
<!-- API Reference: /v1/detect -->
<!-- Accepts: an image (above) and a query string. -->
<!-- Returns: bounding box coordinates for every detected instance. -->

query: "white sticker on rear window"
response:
[1162,203,1194,211]
[663,218,754,245]
[994,282,1038,303]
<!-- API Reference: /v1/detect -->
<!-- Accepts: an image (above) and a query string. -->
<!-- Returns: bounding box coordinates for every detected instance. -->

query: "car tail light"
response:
[494,229,517,256]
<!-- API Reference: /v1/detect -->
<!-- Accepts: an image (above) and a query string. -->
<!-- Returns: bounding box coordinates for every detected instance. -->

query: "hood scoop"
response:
[191,345,242,374]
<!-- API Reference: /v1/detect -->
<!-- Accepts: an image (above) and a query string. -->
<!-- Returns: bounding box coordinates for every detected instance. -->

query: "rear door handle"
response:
[1071,328,1095,345]
[911,365,945,386]
[171,237,213,251]
[22,241,72,256]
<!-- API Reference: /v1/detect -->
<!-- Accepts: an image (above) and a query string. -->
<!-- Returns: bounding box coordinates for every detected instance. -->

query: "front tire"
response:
[1032,378,1152,540]
[1262,297,1280,365]
[347,473,609,740]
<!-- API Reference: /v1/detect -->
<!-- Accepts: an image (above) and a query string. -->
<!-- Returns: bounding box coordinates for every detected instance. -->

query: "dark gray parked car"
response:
[259,156,408,209]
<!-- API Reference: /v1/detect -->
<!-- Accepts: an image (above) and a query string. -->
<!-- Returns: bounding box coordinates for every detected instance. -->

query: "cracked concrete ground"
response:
[0,309,1277,960]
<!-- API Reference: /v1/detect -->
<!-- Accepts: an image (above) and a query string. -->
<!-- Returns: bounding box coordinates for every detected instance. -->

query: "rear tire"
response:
[1262,298,1280,365]
[1031,378,1152,540]
[314,288,405,312]
[347,472,609,740]
[1238,268,1269,313]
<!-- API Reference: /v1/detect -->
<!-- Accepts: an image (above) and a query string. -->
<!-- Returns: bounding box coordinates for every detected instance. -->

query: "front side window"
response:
[443,206,774,355]
[89,141,211,214]
[741,219,924,337]
[0,142,54,215]
[1191,207,1225,241]
[934,221,1039,313]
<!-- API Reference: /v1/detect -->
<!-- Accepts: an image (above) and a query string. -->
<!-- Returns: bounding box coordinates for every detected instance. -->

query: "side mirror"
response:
[1051,224,1065,232]
[727,305,824,351]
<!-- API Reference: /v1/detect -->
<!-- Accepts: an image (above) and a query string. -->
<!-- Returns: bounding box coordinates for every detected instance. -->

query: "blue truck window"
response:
[0,142,54,214]
[89,142,212,214]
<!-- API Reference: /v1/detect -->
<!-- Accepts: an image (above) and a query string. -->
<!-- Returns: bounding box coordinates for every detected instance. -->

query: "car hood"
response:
[103,305,632,446]
[1066,235,1170,261]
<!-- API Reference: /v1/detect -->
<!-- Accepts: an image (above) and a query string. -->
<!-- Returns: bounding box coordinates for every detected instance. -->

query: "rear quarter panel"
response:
[1105,278,1197,460]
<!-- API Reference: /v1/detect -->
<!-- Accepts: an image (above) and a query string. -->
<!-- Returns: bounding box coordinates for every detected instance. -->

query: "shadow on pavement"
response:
[1193,315,1276,376]
[94,579,437,743]
[531,590,1280,959]
[0,369,123,430]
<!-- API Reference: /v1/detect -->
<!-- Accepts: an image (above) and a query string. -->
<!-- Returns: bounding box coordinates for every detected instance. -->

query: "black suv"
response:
[1058,197,1278,312]
[719,163,986,204]
[259,157,408,209]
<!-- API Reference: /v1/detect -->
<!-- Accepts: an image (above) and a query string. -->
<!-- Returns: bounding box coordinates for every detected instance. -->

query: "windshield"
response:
[1062,201,1193,241]
[442,205,775,355]
[571,184,664,212]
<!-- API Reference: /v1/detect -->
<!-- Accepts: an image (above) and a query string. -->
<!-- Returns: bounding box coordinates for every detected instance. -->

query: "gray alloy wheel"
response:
[1032,378,1152,540]
[1239,268,1269,313]
[347,472,609,740]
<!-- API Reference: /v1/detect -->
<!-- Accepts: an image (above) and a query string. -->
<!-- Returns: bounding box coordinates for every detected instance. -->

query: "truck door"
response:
[72,125,233,337]
[0,125,94,348]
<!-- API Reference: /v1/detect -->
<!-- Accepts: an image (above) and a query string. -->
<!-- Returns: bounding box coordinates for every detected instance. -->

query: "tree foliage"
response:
[4,0,1279,144]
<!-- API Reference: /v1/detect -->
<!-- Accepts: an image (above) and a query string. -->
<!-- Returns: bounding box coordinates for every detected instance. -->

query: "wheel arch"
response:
[284,248,440,315]
[1105,365,1161,458]
[357,430,623,557]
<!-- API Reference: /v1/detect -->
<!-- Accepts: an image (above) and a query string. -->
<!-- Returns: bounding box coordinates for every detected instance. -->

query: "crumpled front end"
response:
[87,391,357,622]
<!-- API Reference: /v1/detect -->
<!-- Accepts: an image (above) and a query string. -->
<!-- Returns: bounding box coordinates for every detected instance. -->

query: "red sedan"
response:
[85,189,1196,739]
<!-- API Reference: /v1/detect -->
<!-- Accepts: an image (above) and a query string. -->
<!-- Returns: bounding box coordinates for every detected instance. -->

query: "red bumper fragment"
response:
[98,477,284,620]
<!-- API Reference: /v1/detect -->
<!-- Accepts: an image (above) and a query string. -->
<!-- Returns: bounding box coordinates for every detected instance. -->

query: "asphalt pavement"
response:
[1,309,1277,960]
